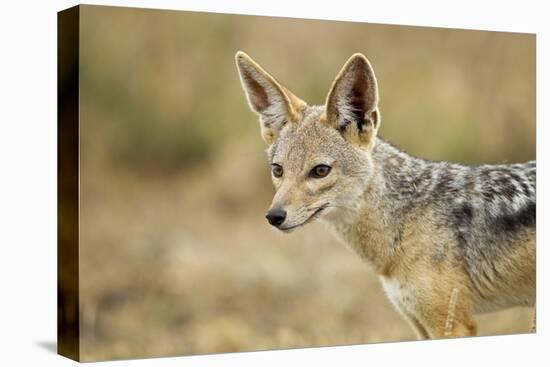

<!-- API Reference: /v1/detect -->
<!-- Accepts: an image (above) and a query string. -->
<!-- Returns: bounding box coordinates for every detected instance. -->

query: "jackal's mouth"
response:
[279,205,328,232]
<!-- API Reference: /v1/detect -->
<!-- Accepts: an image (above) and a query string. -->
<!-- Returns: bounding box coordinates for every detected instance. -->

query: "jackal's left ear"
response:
[324,53,380,150]
[235,51,306,145]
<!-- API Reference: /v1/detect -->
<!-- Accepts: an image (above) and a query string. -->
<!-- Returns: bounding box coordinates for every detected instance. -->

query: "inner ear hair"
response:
[325,53,380,135]
[242,71,271,113]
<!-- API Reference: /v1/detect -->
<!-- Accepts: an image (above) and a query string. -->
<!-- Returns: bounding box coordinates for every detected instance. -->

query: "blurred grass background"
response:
[76,5,535,361]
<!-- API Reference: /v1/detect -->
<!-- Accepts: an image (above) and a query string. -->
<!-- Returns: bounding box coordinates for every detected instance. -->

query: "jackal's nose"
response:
[265,207,286,227]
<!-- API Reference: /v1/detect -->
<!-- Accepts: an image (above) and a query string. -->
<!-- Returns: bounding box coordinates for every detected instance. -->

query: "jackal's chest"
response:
[379,277,418,312]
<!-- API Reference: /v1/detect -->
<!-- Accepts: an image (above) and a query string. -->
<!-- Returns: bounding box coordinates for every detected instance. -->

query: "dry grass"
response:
[75,5,536,361]
[444,288,460,336]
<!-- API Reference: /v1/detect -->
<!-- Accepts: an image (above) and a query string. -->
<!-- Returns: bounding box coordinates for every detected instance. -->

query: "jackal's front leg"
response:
[418,287,477,338]
[390,299,430,339]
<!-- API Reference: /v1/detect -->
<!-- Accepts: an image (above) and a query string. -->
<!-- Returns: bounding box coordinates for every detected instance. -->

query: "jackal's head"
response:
[236,52,381,231]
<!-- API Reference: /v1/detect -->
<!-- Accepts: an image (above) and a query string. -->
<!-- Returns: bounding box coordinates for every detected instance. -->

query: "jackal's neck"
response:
[372,138,430,196]
[325,137,428,274]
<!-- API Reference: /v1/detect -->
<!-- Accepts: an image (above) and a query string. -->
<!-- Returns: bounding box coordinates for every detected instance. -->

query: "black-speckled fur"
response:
[374,138,536,307]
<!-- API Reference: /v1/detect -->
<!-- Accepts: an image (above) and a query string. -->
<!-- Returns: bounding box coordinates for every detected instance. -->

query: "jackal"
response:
[235,51,536,339]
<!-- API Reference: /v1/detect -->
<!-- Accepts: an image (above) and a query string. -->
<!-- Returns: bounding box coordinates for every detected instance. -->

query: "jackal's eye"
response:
[310,164,331,178]
[271,163,283,178]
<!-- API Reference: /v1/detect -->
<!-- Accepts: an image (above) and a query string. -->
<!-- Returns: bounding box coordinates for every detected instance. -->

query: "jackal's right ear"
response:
[324,53,380,150]
[235,51,306,144]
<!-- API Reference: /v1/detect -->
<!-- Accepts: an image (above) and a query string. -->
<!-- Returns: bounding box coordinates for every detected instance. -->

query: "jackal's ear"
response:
[324,53,380,150]
[235,51,306,144]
